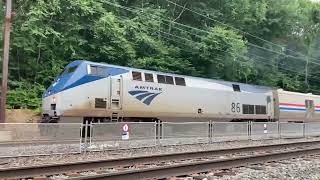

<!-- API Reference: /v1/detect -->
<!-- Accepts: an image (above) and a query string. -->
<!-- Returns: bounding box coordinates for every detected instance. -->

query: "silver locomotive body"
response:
[42,60,320,123]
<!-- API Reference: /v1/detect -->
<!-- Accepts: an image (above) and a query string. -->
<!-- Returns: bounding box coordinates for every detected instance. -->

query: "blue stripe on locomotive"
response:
[43,60,129,97]
[279,107,306,111]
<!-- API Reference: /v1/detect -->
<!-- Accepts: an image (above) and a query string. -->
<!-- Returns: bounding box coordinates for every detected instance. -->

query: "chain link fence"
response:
[88,122,156,151]
[0,123,82,157]
[160,122,210,146]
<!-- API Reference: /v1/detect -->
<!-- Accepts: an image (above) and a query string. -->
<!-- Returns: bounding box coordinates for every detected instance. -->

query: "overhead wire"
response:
[40,1,317,80]
[113,17,320,93]
[104,1,309,65]
[157,21,310,74]
[157,30,320,81]
[101,0,320,75]
[19,0,318,66]
[26,0,320,93]
[144,26,320,92]
[104,1,320,79]
[157,31,320,93]
[159,2,320,66]
[164,0,320,64]
[103,0,320,83]
[158,33,320,94]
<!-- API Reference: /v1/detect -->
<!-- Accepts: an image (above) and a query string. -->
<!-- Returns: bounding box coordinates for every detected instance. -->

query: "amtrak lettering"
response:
[134,85,162,92]
[129,86,163,105]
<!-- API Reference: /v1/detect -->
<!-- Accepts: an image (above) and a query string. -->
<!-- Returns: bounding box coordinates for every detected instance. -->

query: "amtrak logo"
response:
[129,86,162,105]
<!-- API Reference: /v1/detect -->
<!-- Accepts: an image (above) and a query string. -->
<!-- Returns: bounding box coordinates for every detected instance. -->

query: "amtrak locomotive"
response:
[41,60,320,123]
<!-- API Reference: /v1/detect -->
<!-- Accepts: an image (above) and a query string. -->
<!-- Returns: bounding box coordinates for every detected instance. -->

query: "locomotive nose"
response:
[41,62,82,123]
[42,94,60,123]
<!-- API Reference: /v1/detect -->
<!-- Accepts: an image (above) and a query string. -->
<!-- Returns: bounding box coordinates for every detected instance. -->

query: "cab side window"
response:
[64,66,78,75]
[90,66,98,75]
[132,71,142,81]
[90,65,106,76]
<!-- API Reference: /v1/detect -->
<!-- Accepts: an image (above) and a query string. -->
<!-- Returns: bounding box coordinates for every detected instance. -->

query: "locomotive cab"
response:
[41,61,84,123]
[41,60,129,123]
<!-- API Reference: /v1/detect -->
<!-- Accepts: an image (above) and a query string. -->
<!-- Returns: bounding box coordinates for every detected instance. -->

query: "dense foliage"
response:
[0,0,320,109]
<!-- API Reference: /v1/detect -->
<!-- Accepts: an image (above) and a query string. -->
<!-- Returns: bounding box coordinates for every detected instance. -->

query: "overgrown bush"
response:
[7,80,45,109]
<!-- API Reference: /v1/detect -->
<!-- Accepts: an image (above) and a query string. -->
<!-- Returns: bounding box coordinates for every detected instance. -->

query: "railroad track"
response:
[1,140,320,179]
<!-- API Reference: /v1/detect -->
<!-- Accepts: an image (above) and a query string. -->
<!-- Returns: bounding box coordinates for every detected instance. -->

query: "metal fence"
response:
[305,122,320,137]
[161,122,210,145]
[0,123,82,157]
[88,122,157,151]
[251,122,279,140]
[213,122,249,142]
[2,121,320,157]
[280,122,304,138]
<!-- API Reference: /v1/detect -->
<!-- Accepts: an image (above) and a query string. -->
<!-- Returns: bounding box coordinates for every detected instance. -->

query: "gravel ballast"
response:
[1,137,320,169]
[205,155,320,180]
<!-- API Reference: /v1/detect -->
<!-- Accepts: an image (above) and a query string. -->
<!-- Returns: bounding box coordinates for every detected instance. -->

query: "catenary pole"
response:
[0,0,12,123]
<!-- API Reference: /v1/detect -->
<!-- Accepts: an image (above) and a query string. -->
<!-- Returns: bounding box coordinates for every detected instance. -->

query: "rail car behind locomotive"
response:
[41,60,320,123]
[277,89,320,122]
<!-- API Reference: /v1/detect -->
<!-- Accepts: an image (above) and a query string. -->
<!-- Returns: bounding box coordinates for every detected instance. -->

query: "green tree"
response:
[0,0,319,109]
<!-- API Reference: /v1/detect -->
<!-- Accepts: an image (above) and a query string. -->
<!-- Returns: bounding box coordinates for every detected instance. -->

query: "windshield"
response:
[61,65,78,76]
[53,65,79,82]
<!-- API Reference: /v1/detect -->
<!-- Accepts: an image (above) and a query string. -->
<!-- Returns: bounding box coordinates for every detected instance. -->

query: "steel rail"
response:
[76,147,320,180]
[0,140,320,179]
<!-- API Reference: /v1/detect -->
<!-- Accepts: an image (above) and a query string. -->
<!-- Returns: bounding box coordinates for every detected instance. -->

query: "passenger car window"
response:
[145,73,154,82]
[175,77,186,86]
[305,100,314,109]
[132,71,142,81]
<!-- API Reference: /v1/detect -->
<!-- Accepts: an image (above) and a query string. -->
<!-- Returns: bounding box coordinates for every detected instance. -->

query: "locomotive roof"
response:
[278,89,320,98]
[75,60,275,91]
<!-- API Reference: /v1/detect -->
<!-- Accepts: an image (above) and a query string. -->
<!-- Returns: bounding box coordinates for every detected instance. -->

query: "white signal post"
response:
[122,124,129,132]
[122,124,130,140]
[263,123,268,134]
